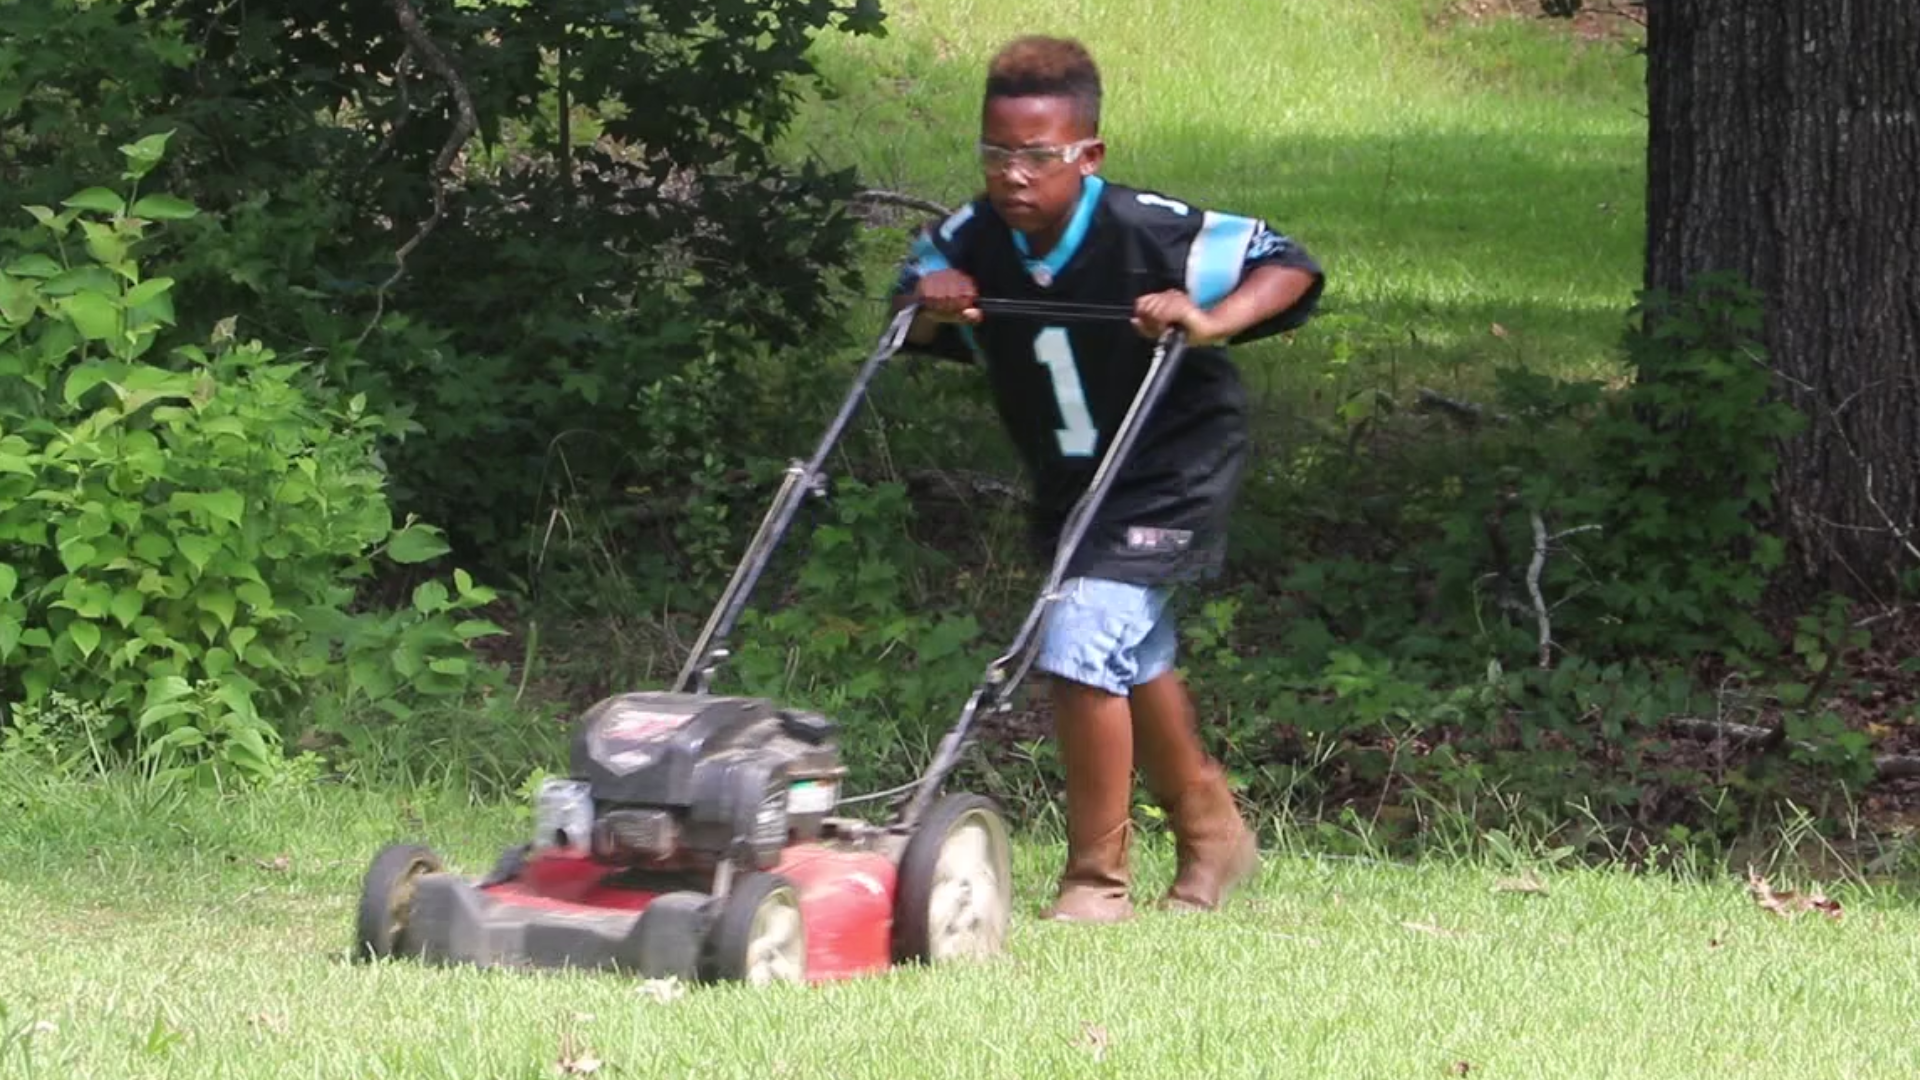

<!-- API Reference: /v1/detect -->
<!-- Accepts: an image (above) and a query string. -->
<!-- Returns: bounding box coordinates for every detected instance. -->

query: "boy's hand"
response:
[914,269,983,324]
[1133,290,1222,344]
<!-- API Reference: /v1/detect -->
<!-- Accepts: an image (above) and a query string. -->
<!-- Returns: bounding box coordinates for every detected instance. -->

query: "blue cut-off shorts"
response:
[1033,577,1178,696]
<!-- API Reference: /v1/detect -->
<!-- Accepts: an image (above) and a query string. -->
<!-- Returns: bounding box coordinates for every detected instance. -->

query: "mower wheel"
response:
[700,872,806,986]
[625,891,711,982]
[891,793,1014,965]
[354,842,445,962]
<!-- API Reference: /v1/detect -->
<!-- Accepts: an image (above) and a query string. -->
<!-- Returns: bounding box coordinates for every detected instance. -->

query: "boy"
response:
[890,35,1324,922]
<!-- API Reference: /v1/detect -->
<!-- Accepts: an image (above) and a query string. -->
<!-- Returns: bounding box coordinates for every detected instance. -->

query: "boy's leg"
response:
[1128,667,1259,911]
[1032,578,1164,923]
[1045,675,1135,922]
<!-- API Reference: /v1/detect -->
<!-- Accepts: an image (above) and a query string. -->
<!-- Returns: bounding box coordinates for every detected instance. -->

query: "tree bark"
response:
[1644,0,1920,601]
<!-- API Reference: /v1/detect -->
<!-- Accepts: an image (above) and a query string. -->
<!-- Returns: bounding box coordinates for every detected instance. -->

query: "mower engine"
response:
[532,691,845,874]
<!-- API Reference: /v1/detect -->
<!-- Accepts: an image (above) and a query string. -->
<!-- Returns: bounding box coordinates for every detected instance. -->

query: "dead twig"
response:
[851,189,955,220]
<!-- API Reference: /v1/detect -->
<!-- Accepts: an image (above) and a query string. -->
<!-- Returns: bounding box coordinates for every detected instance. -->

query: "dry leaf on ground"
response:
[556,1030,602,1075]
[1746,867,1843,921]
[1402,920,1467,938]
[1492,871,1548,895]
[1071,1022,1111,1062]
[637,977,685,1004]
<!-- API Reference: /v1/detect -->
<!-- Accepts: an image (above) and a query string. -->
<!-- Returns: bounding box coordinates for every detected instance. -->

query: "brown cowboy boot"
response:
[1044,683,1136,923]
[1131,675,1259,912]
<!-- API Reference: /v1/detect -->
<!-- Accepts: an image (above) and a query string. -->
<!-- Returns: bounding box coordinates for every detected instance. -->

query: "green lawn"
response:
[792,0,1648,405]
[4,775,1918,1079]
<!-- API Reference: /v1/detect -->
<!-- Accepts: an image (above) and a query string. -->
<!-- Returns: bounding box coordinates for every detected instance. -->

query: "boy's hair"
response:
[983,35,1102,133]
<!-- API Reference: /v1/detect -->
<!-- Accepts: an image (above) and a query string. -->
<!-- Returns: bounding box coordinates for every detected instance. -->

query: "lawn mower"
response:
[352,299,1193,987]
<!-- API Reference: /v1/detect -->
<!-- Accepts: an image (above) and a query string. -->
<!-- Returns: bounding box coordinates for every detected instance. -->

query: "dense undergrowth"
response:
[2,0,1916,884]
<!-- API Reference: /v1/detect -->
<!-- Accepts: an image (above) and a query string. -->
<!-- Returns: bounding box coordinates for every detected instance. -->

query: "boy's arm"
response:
[1147,263,1319,346]
[888,217,982,359]
[1134,216,1326,346]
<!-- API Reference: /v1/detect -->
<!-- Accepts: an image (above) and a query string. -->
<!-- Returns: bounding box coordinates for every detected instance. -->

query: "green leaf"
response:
[6,254,62,278]
[412,580,450,614]
[64,362,117,405]
[0,564,14,600]
[0,616,19,660]
[129,195,198,221]
[454,619,505,640]
[119,131,173,179]
[0,276,37,326]
[175,533,218,573]
[198,588,236,629]
[68,618,101,658]
[64,187,126,216]
[134,531,173,564]
[387,523,450,564]
[429,656,471,676]
[60,292,120,342]
[125,277,175,307]
[41,265,117,297]
[80,220,128,268]
[349,654,397,699]
[58,540,97,574]
[111,587,144,628]
[200,490,244,527]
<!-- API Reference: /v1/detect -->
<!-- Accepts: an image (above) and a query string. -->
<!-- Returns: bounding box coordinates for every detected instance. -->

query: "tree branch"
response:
[356,0,479,348]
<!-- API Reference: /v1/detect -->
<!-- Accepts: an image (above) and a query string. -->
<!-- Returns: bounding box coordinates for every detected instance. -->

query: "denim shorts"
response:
[1033,577,1178,696]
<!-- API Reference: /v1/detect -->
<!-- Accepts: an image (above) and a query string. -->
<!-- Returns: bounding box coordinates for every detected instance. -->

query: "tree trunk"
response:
[1644,0,1920,602]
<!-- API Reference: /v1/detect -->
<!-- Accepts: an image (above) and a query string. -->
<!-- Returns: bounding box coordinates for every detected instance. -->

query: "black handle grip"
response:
[974,298,1137,324]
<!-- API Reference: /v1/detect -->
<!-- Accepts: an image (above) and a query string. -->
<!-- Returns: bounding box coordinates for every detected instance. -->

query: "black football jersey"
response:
[892,175,1324,586]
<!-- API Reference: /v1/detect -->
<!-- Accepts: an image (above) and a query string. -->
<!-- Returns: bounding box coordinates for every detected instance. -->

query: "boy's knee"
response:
[1034,577,1176,696]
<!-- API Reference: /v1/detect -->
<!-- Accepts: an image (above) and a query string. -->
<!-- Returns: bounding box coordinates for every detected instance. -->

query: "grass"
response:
[787,0,1650,411]
[5,772,1920,1079]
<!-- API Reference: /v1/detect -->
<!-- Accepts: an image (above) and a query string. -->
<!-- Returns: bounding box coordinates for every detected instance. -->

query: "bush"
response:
[0,134,503,788]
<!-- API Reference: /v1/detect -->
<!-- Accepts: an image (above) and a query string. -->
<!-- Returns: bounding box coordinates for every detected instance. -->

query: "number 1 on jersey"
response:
[1035,327,1098,458]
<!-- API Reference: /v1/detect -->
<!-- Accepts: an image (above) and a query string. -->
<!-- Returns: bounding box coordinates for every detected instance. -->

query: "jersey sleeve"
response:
[1182,213,1324,344]
[1122,190,1325,345]
[886,202,987,364]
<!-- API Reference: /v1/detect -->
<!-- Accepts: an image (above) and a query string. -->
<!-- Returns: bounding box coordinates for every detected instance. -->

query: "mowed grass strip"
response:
[3,776,1919,1079]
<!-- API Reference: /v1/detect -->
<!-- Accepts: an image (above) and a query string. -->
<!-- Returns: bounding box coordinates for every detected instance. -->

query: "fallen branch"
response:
[1528,513,1551,667]
[902,467,1026,506]
[1415,387,1511,427]
[1668,716,1920,780]
[1526,512,1602,668]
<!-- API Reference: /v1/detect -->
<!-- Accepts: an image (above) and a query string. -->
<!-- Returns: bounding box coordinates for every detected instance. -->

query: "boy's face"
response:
[979,94,1104,239]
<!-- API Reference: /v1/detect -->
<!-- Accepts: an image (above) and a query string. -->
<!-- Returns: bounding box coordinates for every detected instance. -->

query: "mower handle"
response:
[893,322,1193,831]
[673,299,1110,694]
